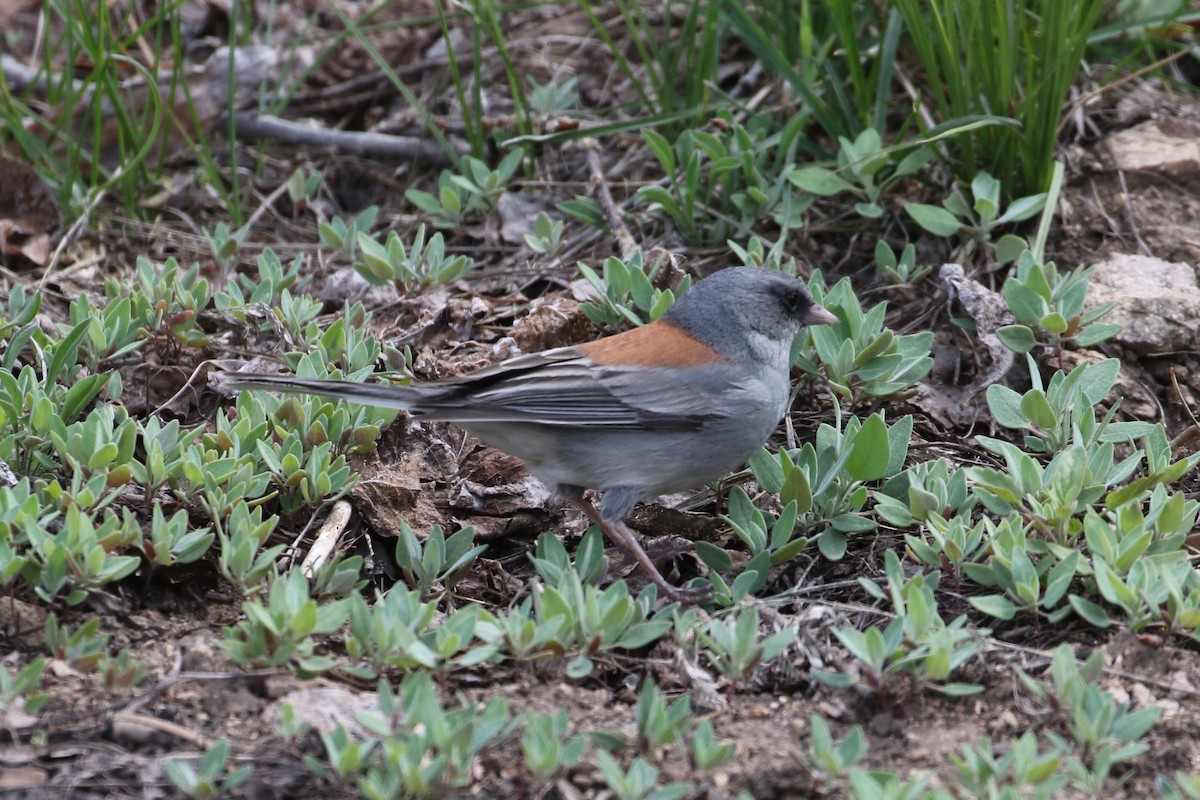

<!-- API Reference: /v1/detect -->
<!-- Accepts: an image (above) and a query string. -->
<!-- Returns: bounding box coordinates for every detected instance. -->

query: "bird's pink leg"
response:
[569,494,713,605]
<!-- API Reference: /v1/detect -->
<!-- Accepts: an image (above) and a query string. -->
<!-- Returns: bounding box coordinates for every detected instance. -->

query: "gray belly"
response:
[461,409,783,496]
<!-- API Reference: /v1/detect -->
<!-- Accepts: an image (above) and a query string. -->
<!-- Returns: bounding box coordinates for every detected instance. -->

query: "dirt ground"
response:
[4,0,1200,797]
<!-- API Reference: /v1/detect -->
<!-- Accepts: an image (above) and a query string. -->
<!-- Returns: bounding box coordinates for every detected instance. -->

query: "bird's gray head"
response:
[663,267,836,358]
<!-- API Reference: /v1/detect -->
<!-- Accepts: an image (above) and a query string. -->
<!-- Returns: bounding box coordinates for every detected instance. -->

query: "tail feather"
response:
[218,372,426,411]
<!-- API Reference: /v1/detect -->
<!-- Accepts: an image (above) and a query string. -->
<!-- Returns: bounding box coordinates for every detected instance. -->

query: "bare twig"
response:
[224,112,467,167]
[584,138,638,261]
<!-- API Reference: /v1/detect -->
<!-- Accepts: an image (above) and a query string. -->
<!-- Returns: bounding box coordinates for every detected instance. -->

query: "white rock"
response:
[1100,119,1200,184]
[1085,253,1200,353]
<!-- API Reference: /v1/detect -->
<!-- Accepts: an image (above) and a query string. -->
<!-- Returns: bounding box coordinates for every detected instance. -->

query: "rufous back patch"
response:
[577,319,727,368]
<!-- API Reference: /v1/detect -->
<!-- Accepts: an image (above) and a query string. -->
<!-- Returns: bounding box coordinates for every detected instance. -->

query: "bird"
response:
[219,267,838,603]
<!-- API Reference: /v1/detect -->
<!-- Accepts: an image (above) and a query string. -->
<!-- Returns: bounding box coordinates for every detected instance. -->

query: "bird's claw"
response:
[659,580,715,605]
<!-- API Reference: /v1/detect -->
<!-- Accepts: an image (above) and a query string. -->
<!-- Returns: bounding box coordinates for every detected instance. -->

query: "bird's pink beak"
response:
[804,304,838,325]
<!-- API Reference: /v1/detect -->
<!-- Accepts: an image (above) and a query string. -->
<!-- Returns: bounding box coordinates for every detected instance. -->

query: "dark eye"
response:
[773,285,807,315]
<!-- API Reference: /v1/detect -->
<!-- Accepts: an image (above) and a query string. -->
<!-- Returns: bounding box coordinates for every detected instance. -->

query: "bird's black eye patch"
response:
[770,283,811,317]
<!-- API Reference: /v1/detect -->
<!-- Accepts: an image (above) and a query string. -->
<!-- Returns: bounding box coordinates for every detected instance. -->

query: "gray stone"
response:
[1099,119,1200,187]
[1084,253,1200,353]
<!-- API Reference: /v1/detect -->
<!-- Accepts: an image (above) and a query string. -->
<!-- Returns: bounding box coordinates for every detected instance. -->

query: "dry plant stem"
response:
[1169,367,1200,455]
[112,711,214,748]
[301,500,352,578]
[1115,167,1153,256]
[570,493,713,604]
[225,112,466,165]
[1056,47,1191,139]
[584,138,638,261]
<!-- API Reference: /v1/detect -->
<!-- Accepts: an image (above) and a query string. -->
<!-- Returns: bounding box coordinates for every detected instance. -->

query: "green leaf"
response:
[1003,282,1046,324]
[788,167,854,196]
[934,682,985,696]
[995,193,1047,225]
[1019,390,1056,430]
[811,669,853,688]
[1040,311,1068,334]
[1070,592,1113,628]
[694,541,732,571]
[844,414,889,482]
[996,324,1037,354]
[904,203,961,236]
[987,384,1028,429]
[1078,358,1120,406]
[748,448,784,492]
[817,530,847,561]
[969,594,1018,620]
[781,465,812,513]
[1073,323,1122,347]
[995,236,1029,264]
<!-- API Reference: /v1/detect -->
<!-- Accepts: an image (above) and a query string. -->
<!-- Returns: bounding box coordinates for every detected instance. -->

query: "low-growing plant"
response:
[138,505,213,570]
[699,607,794,686]
[220,568,349,676]
[804,715,867,782]
[287,167,323,215]
[527,553,674,677]
[818,551,982,697]
[528,76,579,114]
[393,522,486,601]
[0,657,49,714]
[523,211,566,258]
[212,500,283,595]
[577,254,692,329]
[404,170,469,228]
[355,224,474,294]
[317,206,379,260]
[996,251,1121,354]
[700,487,801,604]
[0,363,107,478]
[309,553,367,600]
[796,274,933,402]
[874,457,974,529]
[904,171,1044,260]
[1160,773,1200,800]
[47,403,138,493]
[66,293,144,372]
[594,750,691,800]
[874,240,932,285]
[638,114,815,240]
[984,357,1155,456]
[789,128,933,220]
[125,257,212,356]
[740,412,913,567]
[343,587,500,679]
[449,151,524,211]
[204,221,246,274]
[952,732,1067,800]
[21,503,140,605]
[684,720,733,775]
[634,678,692,755]
[357,673,508,798]
[344,586,440,676]
[1019,646,1162,794]
[164,740,253,800]
[44,613,109,672]
[497,598,569,664]
[100,648,148,691]
[521,710,586,782]
[311,725,375,781]
[845,769,948,800]
[528,527,608,587]
[212,247,307,311]
[132,417,204,512]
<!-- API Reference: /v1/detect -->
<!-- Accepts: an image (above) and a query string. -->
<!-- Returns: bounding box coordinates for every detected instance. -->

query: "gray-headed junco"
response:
[220,267,837,603]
